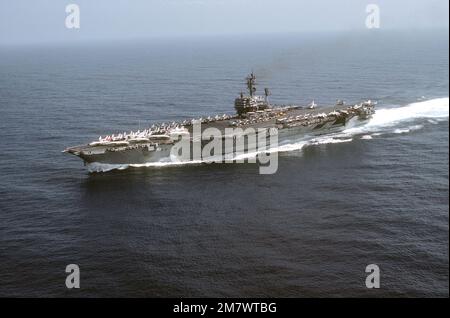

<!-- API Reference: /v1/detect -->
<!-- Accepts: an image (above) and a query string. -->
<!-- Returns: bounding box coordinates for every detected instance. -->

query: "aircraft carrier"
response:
[64,73,375,166]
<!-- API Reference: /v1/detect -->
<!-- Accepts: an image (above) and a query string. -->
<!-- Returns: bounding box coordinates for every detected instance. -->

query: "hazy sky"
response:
[0,0,448,45]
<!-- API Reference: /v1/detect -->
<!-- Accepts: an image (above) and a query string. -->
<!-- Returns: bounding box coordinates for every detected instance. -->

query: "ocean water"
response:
[0,30,448,297]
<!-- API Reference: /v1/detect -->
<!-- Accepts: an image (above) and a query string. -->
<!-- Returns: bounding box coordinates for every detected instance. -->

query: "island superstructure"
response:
[64,73,375,166]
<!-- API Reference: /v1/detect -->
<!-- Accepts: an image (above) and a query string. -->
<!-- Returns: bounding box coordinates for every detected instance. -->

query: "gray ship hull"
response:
[66,110,367,166]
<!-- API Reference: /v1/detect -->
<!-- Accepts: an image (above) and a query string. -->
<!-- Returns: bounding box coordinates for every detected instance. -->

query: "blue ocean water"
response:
[0,30,448,297]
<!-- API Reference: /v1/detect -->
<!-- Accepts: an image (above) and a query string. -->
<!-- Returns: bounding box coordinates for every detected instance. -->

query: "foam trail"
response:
[88,159,205,173]
[344,97,449,135]
[310,137,353,145]
[394,128,410,134]
[88,162,129,173]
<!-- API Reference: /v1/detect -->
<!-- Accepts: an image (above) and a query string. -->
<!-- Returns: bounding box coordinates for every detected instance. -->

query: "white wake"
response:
[343,97,449,135]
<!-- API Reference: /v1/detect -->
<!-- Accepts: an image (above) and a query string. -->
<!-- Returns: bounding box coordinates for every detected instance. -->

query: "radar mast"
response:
[246,72,257,97]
